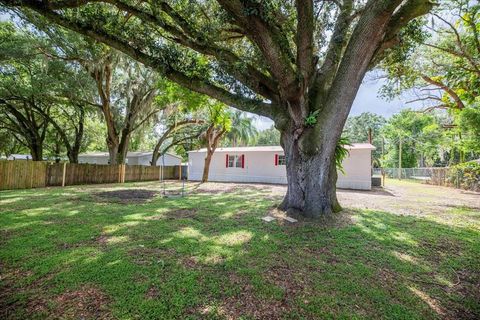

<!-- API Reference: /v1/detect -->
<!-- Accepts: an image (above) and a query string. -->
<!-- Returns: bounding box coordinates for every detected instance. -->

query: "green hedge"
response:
[447,162,480,192]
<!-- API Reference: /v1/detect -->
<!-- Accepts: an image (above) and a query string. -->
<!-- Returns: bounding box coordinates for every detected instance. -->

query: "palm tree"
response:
[226,111,258,147]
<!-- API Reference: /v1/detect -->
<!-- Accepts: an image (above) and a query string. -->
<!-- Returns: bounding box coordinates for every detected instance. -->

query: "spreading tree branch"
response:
[3,0,276,118]
[421,75,465,109]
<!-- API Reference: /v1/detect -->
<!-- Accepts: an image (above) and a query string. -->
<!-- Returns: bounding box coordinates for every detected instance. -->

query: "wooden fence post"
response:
[122,164,126,183]
[159,166,162,181]
[62,162,67,187]
[178,164,181,181]
[30,162,34,189]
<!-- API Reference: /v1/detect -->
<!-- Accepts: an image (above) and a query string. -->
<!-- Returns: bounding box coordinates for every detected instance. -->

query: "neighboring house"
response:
[7,154,33,160]
[188,144,375,190]
[78,151,182,166]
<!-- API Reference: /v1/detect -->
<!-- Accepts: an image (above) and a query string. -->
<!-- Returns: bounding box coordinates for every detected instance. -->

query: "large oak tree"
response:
[2,0,435,217]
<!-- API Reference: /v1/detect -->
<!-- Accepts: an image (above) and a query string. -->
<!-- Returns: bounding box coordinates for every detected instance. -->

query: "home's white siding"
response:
[126,154,181,166]
[152,154,182,166]
[337,148,372,190]
[188,146,373,190]
[78,155,110,164]
[189,150,287,184]
[7,154,33,160]
[78,152,182,166]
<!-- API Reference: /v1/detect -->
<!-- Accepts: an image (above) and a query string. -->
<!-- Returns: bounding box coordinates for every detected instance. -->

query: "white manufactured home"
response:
[78,151,182,166]
[188,144,375,190]
[7,154,33,160]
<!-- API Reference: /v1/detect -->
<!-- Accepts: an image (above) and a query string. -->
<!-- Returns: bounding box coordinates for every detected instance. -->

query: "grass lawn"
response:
[0,180,479,319]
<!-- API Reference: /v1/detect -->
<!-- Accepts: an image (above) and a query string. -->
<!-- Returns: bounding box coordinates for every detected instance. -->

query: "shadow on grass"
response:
[0,186,479,319]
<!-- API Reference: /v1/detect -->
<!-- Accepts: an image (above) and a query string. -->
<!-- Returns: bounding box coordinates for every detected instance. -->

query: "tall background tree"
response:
[0,21,95,162]
[253,125,281,146]
[381,0,479,162]
[200,102,231,183]
[149,80,208,165]
[28,18,165,164]
[381,109,445,168]
[1,0,436,217]
[343,112,386,165]
[224,111,257,147]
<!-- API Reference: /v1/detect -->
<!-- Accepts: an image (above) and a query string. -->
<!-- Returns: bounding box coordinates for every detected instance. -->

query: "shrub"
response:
[447,162,480,192]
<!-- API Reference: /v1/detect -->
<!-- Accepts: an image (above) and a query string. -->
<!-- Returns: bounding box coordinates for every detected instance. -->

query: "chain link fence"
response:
[379,166,479,192]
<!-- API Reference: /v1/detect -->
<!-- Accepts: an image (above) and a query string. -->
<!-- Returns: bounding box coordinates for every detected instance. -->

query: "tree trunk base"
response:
[279,194,342,219]
[280,127,343,219]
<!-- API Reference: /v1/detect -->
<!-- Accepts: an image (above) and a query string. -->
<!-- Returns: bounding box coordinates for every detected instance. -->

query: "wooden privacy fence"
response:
[0,161,48,190]
[0,160,183,191]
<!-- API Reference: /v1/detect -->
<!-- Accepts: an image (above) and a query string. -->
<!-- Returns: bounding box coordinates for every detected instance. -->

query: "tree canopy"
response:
[380,0,479,157]
[0,0,438,217]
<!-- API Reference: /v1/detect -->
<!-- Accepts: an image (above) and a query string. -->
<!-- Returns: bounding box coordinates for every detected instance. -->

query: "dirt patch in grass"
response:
[220,273,290,319]
[128,246,176,266]
[165,208,197,219]
[442,269,480,319]
[378,266,479,319]
[182,256,200,269]
[145,208,201,221]
[145,286,160,300]
[188,272,292,319]
[0,229,15,245]
[192,182,285,196]
[0,266,33,319]
[52,285,112,319]
[1,266,56,319]
[265,264,313,299]
[94,189,158,203]
[56,233,115,250]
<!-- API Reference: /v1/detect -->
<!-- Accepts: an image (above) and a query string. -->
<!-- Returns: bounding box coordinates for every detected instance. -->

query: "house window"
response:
[278,155,286,165]
[227,155,244,168]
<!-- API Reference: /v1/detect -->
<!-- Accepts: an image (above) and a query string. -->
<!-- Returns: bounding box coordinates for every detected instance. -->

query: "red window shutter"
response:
[225,154,229,168]
[275,154,278,166]
[241,154,245,168]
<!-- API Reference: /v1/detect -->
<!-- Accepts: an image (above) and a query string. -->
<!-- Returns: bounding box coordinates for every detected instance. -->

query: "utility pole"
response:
[398,138,402,180]
[381,137,385,159]
[368,127,373,174]
[381,136,385,187]
[459,131,464,163]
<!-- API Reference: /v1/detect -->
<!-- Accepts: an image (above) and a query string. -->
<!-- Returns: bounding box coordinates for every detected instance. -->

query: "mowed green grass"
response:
[0,182,479,319]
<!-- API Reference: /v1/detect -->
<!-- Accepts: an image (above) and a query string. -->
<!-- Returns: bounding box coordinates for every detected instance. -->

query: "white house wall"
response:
[78,153,181,166]
[78,156,110,165]
[336,149,372,190]
[189,151,288,184]
[188,149,372,190]
[155,154,182,166]
[133,154,181,166]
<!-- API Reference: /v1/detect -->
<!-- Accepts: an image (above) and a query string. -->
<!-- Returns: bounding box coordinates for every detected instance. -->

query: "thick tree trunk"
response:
[201,150,213,183]
[151,138,163,166]
[67,150,79,164]
[151,151,159,166]
[279,125,341,218]
[107,139,119,165]
[29,142,43,161]
[68,107,85,164]
[116,132,130,165]
[53,138,61,163]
